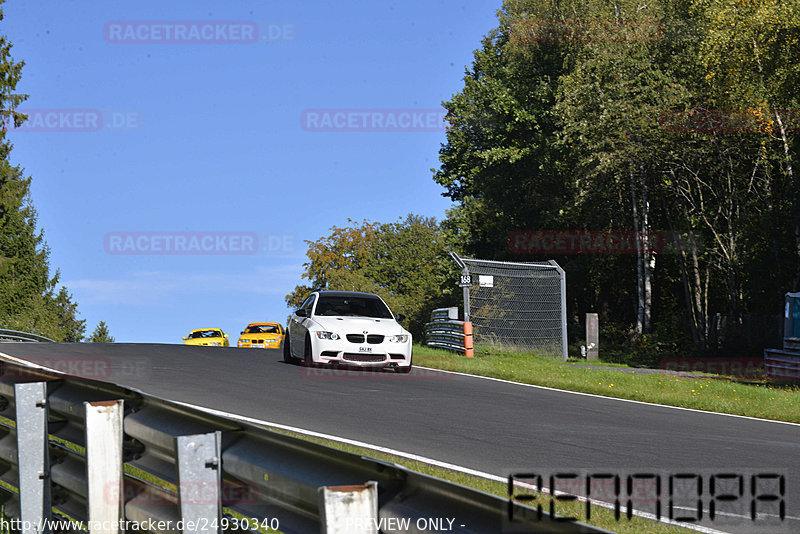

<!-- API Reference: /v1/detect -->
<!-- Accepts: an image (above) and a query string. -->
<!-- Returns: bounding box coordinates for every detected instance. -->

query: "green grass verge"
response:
[269,427,694,534]
[413,344,800,423]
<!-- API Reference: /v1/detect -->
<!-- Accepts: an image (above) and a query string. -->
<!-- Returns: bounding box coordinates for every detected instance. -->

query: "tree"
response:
[432,0,799,354]
[286,216,458,337]
[0,4,85,341]
[695,0,800,291]
[88,321,115,343]
[285,219,377,309]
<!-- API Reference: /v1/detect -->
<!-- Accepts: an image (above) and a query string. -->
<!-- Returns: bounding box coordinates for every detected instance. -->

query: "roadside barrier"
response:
[423,308,465,352]
[764,292,800,381]
[0,329,55,343]
[0,355,606,533]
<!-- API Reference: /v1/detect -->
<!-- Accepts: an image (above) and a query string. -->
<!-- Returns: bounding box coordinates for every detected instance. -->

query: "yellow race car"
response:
[237,322,285,349]
[183,328,229,347]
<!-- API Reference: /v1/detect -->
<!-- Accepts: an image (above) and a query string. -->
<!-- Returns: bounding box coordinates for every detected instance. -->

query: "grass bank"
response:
[271,427,694,534]
[413,344,800,423]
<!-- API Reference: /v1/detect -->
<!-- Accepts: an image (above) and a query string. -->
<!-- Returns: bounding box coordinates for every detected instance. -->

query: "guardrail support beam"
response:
[319,481,378,534]
[86,400,125,534]
[176,431,222,534]
[15,381,51,534]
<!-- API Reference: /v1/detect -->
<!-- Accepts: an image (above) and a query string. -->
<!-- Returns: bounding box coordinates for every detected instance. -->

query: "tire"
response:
[302,335,314,367]
[283,336,298,364]
[396,357,412,374]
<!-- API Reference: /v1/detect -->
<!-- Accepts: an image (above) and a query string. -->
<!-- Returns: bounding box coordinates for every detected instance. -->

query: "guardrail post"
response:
[463,322,474,358]
[176,431,222,534]
[85,400,124,534]
[15,381,52,534]
[318,481,378,534]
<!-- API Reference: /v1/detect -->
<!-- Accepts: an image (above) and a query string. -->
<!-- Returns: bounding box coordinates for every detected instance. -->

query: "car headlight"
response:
[389,335,409,343]
[316,331,340,340]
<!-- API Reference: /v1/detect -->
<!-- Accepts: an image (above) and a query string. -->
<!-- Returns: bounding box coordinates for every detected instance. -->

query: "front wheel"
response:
[283,336,299,364]
[302,335,314,367]
[396,357,412,374]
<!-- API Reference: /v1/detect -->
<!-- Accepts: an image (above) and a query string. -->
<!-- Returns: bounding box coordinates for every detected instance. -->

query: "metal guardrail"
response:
[764,292,800,381]
[423,308,466,353]
[0,329,56,343]
[0,355,609,534]
[764,349,800,380]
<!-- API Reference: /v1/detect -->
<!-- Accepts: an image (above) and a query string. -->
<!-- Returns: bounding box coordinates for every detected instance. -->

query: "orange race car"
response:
[237,322,285,349]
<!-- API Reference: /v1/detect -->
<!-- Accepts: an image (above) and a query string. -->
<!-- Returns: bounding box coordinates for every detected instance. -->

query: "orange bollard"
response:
[463,321,474,357]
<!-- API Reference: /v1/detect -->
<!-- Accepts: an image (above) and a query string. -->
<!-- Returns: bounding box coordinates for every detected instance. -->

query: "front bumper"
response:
[311,337,412,368]
[238,338,282,348]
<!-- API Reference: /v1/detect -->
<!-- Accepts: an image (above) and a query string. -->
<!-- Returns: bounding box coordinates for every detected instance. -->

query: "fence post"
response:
[464,322,474,358]
[319,481,378,534]
[176,432,223,534]
[85,400,125,534]
[15,382,52,534]
[586,313,599,361]
[550,261,569,361]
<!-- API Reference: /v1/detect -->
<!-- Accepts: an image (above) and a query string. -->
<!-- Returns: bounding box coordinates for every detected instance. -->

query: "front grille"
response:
[343,353,386,363]
[367,335,384,344]
[346,334,365,343]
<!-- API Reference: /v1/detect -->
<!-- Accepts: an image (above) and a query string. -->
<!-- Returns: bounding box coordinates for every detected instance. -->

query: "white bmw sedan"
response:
[284,291,413,373]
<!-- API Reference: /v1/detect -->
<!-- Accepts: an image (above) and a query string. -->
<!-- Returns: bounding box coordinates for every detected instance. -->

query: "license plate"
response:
[358,346,373,353]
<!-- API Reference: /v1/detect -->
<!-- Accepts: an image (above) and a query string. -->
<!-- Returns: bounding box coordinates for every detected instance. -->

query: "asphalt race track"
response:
[1,342,798,534]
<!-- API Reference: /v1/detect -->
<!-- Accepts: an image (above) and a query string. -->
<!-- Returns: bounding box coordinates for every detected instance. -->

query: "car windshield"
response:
[189,330,222,339]
[245,325,279,334]
[314,296,393,319]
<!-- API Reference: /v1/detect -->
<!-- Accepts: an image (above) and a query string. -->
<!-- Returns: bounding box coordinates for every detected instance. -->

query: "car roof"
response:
[245,322,281,326]
[190,328,223,332]
[314,291,381,298]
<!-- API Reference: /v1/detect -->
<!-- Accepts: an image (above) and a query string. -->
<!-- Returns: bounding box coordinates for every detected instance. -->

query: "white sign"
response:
[479,275,494,288]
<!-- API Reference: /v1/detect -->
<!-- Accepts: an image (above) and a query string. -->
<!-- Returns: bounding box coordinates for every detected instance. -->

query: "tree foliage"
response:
[286,216,458,337]
[0,5,85,341]
[88,321,115,343]
[433,0,799,351]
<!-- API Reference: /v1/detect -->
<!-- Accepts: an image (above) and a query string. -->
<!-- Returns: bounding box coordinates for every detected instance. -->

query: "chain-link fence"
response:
[451,253,567,359]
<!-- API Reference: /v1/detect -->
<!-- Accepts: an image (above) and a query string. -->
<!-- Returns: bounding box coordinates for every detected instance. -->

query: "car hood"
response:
[311,316,408,335]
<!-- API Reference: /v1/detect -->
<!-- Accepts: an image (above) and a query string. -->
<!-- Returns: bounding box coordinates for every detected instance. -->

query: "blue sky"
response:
[3,1,501,343]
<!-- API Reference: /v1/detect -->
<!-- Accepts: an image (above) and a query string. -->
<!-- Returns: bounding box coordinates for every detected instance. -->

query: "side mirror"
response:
[224,334,229,338]
[182,337,187,340]
[296,309,308,317]
[395,313,406,322]
[240,331,244,335]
